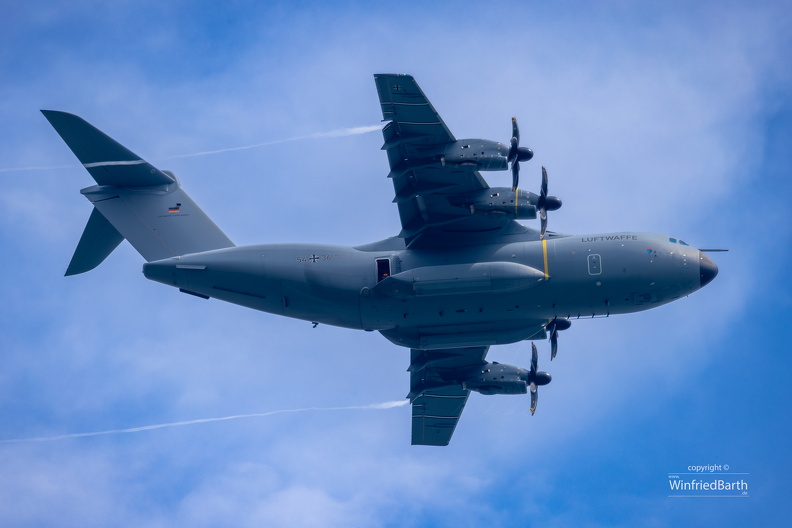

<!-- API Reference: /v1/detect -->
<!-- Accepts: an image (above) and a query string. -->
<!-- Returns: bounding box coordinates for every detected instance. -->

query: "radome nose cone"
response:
[699,251,718,287]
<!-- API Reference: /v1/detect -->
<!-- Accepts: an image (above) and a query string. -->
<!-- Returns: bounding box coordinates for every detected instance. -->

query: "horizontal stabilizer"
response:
[65,207,124,276]
[41,110,175,187]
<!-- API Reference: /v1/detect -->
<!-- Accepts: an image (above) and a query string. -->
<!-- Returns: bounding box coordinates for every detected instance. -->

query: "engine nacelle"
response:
[408,359,552,402]
[462,362,529,395]
[451,187,539,219]
[441,139,510,171]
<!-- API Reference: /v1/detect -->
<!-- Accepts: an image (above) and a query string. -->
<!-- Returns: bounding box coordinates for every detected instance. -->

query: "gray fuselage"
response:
[143,230,714,349]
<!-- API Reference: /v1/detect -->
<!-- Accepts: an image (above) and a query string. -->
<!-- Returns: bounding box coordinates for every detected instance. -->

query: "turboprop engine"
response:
[462,343,551,415]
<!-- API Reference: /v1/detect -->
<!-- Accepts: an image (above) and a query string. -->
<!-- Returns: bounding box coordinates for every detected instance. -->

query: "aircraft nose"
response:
[698,251,718,287]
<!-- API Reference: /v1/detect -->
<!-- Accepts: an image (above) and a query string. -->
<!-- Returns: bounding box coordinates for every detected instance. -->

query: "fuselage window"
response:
[587,254,602,275]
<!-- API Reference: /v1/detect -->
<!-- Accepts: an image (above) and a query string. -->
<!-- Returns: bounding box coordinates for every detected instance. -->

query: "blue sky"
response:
[1,1,791,526]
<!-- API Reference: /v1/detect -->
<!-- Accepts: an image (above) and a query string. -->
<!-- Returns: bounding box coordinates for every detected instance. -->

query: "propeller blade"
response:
[540,211,548,239]
[511,117,520,148]
[531,342,538,375]
[508,119,519,162]
[538,167,549,239]
[509,118,522,190]
[511,157,520,190]
[540,166,548,202]
[546,318,570,360]
[530,382,538,415]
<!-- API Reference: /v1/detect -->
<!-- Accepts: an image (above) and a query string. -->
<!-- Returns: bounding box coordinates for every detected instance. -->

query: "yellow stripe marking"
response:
[514,188,519,216]
[542,239,550,279]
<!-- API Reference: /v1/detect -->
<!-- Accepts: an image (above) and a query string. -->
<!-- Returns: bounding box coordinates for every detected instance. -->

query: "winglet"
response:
[41,110,174,187]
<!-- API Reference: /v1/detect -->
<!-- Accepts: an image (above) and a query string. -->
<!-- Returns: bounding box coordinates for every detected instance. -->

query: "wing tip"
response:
[374,72,414,78]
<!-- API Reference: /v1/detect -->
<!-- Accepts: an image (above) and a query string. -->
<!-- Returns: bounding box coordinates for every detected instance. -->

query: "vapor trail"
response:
[0,164,77,174]
[0,124,382,173]
[0,400,408,444]
[159,124,382,160]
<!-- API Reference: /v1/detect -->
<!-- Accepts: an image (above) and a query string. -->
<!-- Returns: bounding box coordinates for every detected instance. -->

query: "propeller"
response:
[528,343,552,415]
[545,317,571,360]
[508,118,533,190]
[537,166,562,239]
[506,118,561,239]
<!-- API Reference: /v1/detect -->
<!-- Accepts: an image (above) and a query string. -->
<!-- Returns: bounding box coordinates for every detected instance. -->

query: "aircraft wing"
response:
[411,386,470,446]
[408,346,488,446]
[375,74,520,245]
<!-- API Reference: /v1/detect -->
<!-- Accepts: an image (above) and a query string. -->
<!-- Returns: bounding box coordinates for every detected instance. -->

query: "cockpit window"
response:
[669,237,677,243]
[679,240,689,246]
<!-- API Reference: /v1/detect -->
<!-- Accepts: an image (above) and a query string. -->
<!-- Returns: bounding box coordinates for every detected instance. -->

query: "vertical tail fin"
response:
[43,111,235,273]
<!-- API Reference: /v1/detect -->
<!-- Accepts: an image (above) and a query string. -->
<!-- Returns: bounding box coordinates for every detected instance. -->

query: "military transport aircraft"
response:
[43,74,719,446]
